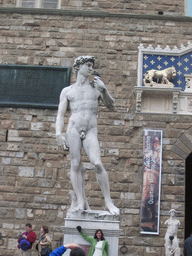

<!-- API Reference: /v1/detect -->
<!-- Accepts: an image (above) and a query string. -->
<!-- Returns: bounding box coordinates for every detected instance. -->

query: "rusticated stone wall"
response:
[0,7,192,256]
[0,0,184,16]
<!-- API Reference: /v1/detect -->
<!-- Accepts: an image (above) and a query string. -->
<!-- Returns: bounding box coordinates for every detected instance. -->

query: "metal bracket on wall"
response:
[0,233,4,246]
[120,242,128,255]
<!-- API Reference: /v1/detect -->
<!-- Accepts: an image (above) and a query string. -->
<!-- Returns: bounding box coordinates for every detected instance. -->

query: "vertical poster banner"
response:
[140,129,163,235]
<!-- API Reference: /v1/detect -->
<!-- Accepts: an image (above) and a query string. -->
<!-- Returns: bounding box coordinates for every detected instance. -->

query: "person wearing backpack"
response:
[18,223,36,256]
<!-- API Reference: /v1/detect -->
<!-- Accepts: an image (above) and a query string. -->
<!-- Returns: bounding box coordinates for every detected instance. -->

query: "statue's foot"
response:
[106,202,120,216]
[73,202,85,212]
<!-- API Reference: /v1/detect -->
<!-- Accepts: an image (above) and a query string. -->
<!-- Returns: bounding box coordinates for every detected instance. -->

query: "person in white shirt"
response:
[76,226,109,256]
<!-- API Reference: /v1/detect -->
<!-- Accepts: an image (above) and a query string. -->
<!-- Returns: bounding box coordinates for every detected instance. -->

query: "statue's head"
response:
[167,67,176,80]
[169,209,176,216]
[73,55,95,76]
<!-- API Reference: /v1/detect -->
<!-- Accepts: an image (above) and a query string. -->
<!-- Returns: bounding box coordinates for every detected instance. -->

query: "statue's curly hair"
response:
[73,55,95,75]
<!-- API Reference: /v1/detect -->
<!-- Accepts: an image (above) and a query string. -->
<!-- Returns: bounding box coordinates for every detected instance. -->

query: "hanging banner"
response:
[140,129,163,235]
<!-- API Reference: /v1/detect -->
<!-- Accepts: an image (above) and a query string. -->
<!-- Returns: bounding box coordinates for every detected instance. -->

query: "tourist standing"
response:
[76,226,109,256]
[37,225,52,256]
[18,223,36,256]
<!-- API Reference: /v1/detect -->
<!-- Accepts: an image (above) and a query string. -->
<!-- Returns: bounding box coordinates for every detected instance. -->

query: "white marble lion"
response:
[143,67,176,88]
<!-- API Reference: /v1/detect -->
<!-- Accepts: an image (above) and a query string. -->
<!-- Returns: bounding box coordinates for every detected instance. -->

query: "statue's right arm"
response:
[55,87,70,147]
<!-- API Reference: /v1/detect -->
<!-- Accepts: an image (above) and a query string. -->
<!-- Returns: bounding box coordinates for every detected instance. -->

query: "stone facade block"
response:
[7,239,18,249]
[18,167,34,177]
[15,208,25,219]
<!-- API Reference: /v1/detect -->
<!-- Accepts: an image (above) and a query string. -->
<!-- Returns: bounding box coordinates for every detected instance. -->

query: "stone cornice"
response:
[0,7,192,22]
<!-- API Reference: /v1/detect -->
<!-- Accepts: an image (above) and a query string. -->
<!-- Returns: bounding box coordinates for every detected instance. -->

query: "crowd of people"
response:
[17,223,108,256]
[18,221,192,256]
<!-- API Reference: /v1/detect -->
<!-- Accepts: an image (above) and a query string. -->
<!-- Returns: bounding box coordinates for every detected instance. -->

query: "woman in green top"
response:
[76,226,109,256]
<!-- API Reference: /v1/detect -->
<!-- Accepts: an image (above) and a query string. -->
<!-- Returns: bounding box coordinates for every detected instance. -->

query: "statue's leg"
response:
[165,239,169,256]
[67,129,85,211]
[173,238,180,256]
[83,129,119,215]
[81,166,90,210]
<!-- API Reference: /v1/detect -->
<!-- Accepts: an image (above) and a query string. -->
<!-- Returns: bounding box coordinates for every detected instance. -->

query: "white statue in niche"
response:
[184,75,192,92]
[164,209,181,256]
[56,55,119,216]
[143,67,176,88]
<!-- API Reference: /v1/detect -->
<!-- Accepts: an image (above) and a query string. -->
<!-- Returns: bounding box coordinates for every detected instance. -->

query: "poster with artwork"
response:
[140,129,163,235]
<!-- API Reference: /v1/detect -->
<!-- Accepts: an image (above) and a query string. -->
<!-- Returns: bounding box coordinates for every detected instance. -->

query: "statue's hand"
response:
[93,76,106,92]
[56,134,69,150]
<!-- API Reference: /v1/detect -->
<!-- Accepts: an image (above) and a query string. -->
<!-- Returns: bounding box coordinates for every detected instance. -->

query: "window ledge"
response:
[0,7,192,21]
[135,86,192,115]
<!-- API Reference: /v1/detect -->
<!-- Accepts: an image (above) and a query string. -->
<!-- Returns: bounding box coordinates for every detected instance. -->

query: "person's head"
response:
[73,55,95,77]
[40,225,49,234]
[70,248,85,256]
[94,229,105,241]
[152,136,160,151]
[25,223,32,233]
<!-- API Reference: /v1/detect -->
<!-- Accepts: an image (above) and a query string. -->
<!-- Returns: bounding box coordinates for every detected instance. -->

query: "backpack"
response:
[19,233,31,251]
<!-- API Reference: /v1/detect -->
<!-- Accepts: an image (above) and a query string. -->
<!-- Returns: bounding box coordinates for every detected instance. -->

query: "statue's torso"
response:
[166,219,180,236]
[66,83,100,132]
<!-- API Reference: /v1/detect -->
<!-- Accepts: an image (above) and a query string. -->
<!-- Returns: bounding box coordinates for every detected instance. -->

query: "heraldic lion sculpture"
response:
[143,67,176,88]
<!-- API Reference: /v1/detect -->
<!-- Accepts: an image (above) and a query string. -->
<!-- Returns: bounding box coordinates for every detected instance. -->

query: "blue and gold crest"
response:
[138,42,192,91]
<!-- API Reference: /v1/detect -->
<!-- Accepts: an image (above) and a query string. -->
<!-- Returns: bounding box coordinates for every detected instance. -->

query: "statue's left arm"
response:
[93,76,115,110]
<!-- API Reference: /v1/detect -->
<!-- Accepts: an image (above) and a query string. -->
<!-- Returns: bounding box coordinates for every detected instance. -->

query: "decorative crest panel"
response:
[137,42,192,91]
[136,42,192,115]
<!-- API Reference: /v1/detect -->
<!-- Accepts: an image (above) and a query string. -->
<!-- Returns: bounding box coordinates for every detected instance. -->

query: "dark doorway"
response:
[185,153,192,239]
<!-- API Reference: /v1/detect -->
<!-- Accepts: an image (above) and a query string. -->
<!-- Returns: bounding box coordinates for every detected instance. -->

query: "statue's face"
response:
[78,61,93,77]
[170,210,175,217]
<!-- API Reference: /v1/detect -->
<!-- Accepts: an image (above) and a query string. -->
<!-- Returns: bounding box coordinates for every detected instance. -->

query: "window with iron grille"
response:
[17,0,59,9]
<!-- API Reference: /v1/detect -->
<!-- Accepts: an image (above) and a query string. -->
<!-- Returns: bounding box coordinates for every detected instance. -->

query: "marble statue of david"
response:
[56,56,119,215]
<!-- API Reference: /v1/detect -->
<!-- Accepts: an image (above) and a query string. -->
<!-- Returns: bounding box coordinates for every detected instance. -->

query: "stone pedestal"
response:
[62,210,121,256]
